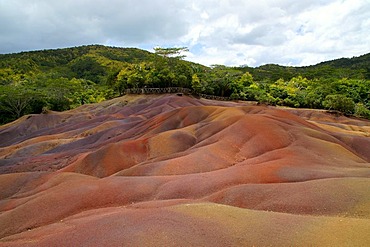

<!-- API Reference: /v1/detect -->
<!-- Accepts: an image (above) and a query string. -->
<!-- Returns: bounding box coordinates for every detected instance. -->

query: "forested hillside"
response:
[0,45,369,124]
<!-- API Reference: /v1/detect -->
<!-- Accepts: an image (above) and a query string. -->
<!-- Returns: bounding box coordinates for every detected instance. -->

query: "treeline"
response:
[0,45,369,124]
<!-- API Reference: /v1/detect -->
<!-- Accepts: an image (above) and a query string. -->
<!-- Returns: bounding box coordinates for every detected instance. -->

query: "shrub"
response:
[354,103,370,119]
[323,94,355,114]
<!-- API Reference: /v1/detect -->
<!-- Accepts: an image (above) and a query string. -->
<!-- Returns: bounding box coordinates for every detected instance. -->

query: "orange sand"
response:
[0,94,369,246]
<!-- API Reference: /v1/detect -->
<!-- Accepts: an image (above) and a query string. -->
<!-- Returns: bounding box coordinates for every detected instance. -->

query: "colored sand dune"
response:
[0,94,369,246]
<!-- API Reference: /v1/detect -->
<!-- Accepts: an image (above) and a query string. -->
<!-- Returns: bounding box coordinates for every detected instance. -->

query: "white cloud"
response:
[181,0,370,66]
[0,0,369,67]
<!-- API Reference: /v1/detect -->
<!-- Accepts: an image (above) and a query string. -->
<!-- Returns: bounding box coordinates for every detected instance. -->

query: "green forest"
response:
[1,44,369,124]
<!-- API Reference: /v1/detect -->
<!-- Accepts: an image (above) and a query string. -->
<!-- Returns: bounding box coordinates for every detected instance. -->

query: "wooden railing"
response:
[125,87,191,95]
[125,87,230,101]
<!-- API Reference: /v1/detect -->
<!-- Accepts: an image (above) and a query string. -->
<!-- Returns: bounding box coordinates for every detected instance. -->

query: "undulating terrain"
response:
[0,94,369,246]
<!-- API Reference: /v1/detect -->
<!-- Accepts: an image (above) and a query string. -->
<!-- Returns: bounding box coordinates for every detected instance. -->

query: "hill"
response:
[0,94,369,246]
[0,45,369,125]
[318,52,370,71]
[238,52,370,81]
[0,45,206,124]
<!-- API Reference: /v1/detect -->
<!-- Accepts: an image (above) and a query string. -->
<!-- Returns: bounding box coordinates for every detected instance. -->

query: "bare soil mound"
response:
[1,94,369,246]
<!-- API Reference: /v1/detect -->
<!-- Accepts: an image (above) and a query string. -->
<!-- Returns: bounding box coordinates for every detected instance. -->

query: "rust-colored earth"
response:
[0,94,369,246]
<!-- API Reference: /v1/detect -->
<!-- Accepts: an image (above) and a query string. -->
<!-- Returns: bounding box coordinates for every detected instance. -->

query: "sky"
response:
[0,0,369,67]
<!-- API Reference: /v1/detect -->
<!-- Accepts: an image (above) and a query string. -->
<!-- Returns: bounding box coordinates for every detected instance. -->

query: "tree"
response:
[238,72,254,87]
[115,64,134,95]
[229,72,255,100]
[191,74,204,94]
[354,103,370,119]
[206,65,242,97]
[153,47,189,59]
[70,56,106,83]
[323,94,355,114]
[0,84,43,120]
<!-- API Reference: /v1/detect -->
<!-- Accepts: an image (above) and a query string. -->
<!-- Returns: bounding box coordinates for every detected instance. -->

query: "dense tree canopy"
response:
[153,47,189,59]
[0,45,369,124]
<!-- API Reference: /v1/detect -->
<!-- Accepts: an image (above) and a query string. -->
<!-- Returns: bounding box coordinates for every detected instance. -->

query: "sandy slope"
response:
[0,94,369,246]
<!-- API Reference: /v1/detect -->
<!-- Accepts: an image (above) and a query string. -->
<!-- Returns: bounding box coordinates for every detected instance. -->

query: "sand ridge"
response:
[0,94,369,246]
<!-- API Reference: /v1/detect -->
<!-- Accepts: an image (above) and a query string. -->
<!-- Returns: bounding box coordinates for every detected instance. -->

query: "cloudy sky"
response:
[0,0,369,67]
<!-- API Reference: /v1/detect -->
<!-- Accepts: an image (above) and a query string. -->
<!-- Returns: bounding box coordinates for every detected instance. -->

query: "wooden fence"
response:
[125,87,191,95]
[125,87,230,101]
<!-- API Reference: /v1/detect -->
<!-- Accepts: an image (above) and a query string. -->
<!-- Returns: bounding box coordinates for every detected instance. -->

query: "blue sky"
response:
[0,0,369,67]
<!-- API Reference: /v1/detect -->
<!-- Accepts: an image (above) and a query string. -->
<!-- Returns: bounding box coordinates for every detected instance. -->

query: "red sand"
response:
[0,94,369,246]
